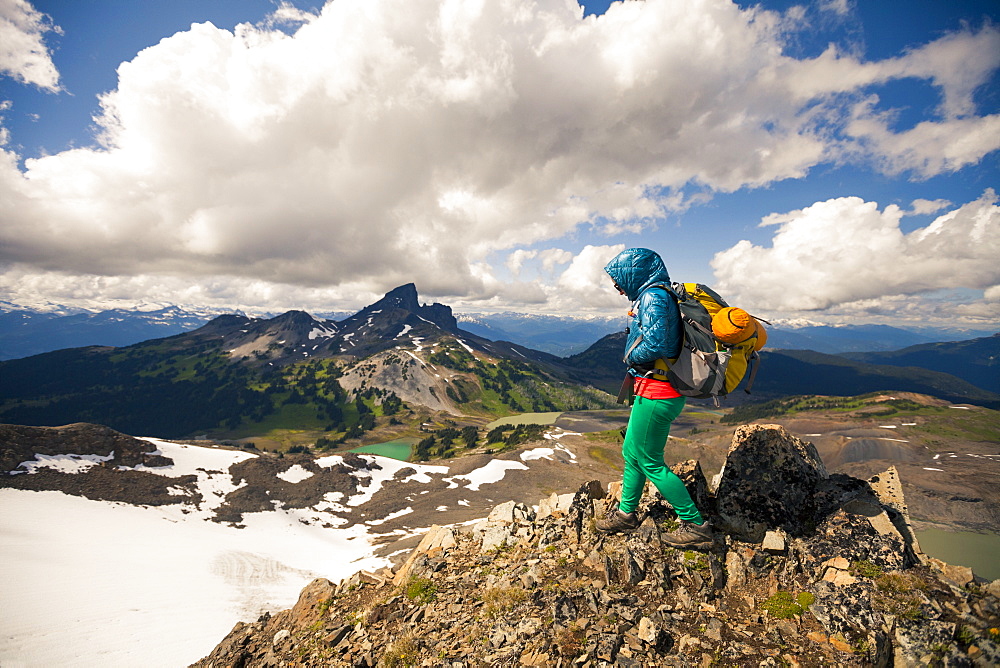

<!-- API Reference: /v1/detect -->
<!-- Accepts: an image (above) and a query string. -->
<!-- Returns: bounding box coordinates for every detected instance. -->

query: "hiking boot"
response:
[662,520,714,549]
[595,509,640,534]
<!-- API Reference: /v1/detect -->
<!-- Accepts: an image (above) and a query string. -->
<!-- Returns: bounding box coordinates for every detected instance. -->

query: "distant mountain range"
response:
[764,323,982,353]
[0,304,357,361]
[0,305,219,360]
[456,313,621,356]
[458,315,995,356]
[840,334,1000,394]
[3,299,994,361]
[2,285,998,442]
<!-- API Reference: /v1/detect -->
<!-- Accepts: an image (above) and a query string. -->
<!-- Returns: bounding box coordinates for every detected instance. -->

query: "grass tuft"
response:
[403,576,437,605]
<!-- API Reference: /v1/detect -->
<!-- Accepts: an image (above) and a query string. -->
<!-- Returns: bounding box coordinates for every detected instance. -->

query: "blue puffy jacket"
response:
[604,248,682,369]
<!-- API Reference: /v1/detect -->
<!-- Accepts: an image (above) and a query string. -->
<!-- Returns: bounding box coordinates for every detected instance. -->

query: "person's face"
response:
[612,278,625,296]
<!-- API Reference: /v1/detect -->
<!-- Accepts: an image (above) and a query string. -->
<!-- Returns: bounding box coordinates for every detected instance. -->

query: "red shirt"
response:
[633,375,682,400]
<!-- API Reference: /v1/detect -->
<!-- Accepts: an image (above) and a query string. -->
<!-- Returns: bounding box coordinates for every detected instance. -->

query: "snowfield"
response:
[0,488,388,667]
[0,437,539,667]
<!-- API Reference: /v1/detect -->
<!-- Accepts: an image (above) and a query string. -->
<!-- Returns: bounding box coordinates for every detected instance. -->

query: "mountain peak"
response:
[269,309,319,325]
[376,283,420,311]
[361,283,458,333]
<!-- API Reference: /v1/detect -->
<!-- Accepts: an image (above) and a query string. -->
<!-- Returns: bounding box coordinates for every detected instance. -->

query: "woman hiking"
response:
[596,247,714,549]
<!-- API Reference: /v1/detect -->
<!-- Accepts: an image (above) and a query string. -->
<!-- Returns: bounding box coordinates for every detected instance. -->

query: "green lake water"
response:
[485,411,563,430]
[349,439,415,461]
[915,528,1000,581]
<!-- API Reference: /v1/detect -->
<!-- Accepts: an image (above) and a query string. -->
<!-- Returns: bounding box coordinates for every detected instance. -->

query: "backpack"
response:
[635,283,767,404]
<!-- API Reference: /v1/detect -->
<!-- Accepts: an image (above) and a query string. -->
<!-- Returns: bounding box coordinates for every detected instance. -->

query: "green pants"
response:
[619,394,703,523]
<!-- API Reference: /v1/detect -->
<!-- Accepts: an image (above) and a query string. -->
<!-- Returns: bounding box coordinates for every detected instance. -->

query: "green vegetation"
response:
[850,560,884,578]
[0,342,411,445]
[403,576,437,604]
[762,591,814,619]
[585,428,624,444]
[682,550,709,571]
[586,444,622,471]
[872,571,927,620]
[452,355,614,416]
[956,625,978,647]
[912,407,1000,442]
[412,424,482,460]
[484,422,547,447]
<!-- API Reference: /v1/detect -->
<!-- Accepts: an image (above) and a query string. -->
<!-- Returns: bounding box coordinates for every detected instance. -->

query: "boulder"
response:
[714,424,828,542]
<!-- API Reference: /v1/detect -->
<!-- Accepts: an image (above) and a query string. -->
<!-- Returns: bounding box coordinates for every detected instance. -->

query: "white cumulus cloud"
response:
[0,0,61,90]
[711,189,1000,312]
[0,0,998,314]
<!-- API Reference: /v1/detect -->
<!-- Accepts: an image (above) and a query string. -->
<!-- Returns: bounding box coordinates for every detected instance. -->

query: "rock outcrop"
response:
[193,425,1000,667]
[0,422,196,505]
[0,422,166,471]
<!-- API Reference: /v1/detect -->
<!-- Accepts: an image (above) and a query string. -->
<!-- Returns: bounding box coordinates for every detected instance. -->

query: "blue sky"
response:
[0,0,998,328]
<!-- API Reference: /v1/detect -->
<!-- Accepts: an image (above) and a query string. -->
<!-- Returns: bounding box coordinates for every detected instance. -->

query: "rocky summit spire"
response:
[369,283,458,333]
[378,283,420,312]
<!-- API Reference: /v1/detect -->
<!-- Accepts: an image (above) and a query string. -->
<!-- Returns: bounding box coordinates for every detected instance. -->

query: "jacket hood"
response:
[604,248,671,301]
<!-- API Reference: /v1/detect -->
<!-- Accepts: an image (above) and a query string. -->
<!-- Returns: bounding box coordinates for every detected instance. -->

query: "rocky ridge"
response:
[194,425,1000,667]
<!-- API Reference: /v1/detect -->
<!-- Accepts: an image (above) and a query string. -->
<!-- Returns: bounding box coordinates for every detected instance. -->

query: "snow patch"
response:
[127,439,257,517]
[403,350,425,366]
[444,460,528,491]
[307,326,336,340]
[0,488,387,668]
[276,465,314,484]
[12,452,114,475]
[315,454,446,507]
[520,448,555,461]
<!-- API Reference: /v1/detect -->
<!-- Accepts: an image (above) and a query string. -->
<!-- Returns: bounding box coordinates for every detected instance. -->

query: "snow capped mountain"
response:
[0,305,234,360]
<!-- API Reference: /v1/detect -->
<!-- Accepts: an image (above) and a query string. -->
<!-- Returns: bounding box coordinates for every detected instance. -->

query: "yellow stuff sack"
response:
[712,307,755,344]
[712,306,768,351]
